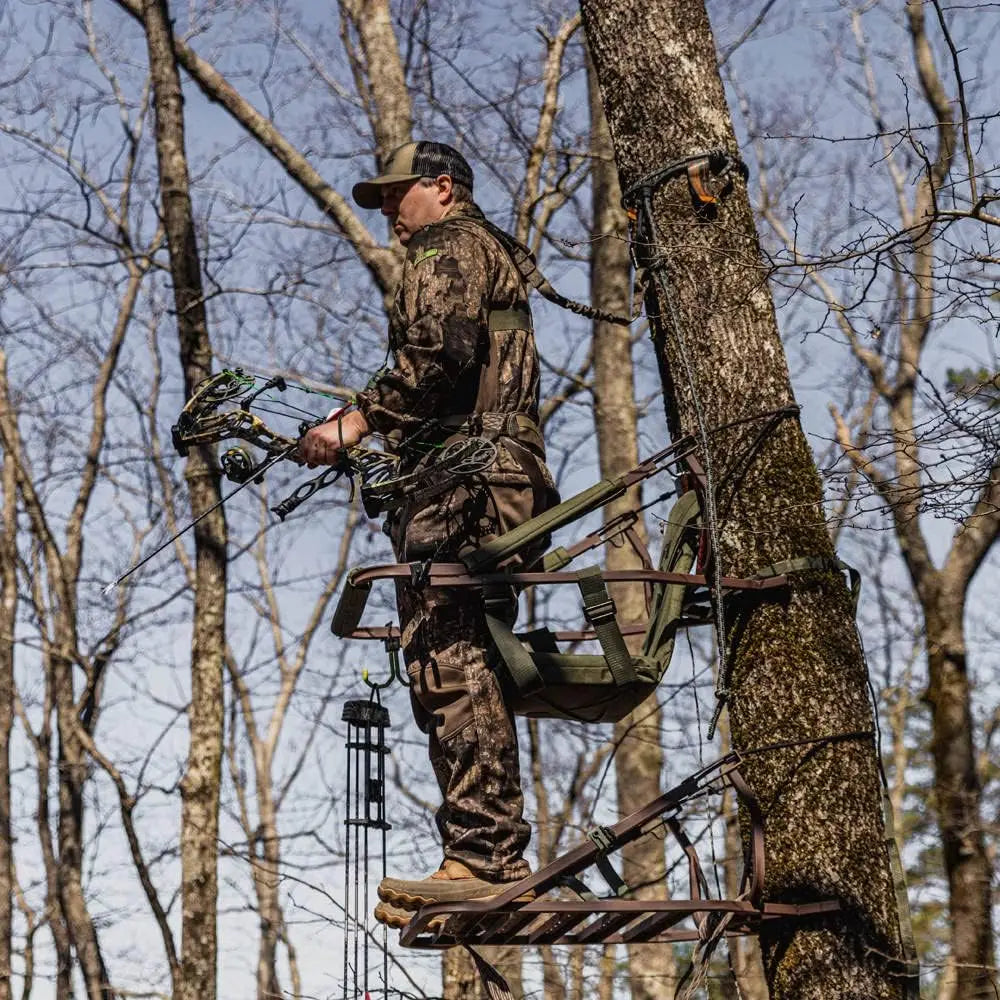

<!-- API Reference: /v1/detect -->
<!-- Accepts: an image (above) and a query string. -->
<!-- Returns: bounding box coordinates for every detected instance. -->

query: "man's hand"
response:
[298,409,370,466]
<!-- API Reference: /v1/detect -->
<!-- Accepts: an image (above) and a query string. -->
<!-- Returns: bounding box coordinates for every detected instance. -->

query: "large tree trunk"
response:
[143,3,228,999]
[587,51,677,1000]
[581,2,912,996]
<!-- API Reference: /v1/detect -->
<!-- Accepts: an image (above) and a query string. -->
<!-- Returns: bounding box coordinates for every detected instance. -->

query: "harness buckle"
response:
[588,826,616,853]
[583,597,617,626]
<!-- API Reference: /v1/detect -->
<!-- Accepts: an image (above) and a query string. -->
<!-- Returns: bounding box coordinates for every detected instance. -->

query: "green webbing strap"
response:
[577,566,637,688]
[330,570,372,637]
[541,546,573,572]
[488,306,532,332]
[882,790,921,998]
[482,587,546,697]
[639,490,701,675]
[754,555,861,615]
[463,476,629,574]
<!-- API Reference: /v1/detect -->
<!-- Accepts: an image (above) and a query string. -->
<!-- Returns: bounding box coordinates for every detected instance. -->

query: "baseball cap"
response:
[352,141,474,209]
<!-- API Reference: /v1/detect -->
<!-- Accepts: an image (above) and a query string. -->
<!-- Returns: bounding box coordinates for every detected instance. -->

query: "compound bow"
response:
[107,368,497,589]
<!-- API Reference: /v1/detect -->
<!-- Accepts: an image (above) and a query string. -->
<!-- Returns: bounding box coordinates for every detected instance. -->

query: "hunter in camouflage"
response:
[299,141,557,924]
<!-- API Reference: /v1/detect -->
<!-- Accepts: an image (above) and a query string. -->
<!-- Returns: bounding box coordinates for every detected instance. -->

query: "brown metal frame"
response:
[398,754,839,949]
[335,562,789,642]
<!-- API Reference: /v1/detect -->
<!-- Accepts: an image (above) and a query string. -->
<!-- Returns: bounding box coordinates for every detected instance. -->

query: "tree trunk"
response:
[0,450,15,1000]
[142,3,228,999]
[54,672,114,1000]
[923,582,993,999]
[587,50,677,1000]
[581,2,912,996]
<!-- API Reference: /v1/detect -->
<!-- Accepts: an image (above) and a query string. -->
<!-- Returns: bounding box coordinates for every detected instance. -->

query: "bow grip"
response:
[171,414,193,456]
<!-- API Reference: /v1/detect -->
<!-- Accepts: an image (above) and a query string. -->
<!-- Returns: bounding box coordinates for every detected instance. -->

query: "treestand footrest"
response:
[396,753,840,950]
[399,897,841,949]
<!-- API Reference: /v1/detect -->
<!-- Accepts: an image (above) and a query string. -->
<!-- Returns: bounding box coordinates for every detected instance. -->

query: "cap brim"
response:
[351,172,422,209]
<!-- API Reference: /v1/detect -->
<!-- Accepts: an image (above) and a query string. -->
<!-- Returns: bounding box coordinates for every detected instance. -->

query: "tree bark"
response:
[581,2,912,996]
[587,50,677,1000]
[0,445,15,1000]
[142,3,228,999]
[922,581,993,998]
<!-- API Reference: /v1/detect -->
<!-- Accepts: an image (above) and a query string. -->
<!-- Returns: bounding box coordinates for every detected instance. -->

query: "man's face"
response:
[381,177,449,245]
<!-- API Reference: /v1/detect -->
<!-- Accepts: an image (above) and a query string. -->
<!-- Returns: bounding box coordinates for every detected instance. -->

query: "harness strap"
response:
[754,555,861,614]
[577,566,637,688]
[482,584,546,697]
[487,306,532,332]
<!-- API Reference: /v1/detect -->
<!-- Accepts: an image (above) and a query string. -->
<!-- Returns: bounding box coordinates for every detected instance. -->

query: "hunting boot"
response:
[378,859,534,910]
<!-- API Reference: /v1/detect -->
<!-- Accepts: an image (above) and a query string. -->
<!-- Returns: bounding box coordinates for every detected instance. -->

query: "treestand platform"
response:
[398,753,840,950]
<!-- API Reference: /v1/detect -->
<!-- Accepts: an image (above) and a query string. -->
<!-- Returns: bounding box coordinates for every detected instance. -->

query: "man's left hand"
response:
[298,409,370,466]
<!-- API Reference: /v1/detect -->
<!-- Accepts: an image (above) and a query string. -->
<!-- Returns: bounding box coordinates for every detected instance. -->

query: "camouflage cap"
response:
[352,141,474,209]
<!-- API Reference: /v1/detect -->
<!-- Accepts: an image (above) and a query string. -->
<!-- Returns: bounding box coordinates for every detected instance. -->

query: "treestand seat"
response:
[332,482,796,720]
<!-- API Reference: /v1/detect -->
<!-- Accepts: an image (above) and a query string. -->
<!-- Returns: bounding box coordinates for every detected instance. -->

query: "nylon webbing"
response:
[576,567,636,688]
[482,584,545,697]
[754,555,861,614]
[588,826,630,897]
[488,306,532,332]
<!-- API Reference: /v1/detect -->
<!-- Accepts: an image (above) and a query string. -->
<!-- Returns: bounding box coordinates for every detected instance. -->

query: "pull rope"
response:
[622,149,748,740]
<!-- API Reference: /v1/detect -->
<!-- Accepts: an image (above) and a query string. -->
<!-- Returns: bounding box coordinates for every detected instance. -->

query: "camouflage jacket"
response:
[355,203,546,486]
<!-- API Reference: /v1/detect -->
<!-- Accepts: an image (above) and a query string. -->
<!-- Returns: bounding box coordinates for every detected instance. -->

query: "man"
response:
[299,141,557,926]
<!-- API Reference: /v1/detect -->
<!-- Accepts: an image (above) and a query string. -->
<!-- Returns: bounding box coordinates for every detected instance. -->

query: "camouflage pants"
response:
[390,469,552,880]
[394,579,530,879]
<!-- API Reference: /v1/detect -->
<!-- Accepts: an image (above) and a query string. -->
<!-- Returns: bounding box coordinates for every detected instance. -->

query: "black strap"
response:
[588,826,630,897]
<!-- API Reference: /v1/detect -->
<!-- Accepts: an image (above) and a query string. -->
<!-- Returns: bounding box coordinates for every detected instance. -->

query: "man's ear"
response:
[436,174,454,205]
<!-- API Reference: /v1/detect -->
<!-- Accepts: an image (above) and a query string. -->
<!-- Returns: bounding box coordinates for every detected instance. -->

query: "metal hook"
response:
[362,626,410,690]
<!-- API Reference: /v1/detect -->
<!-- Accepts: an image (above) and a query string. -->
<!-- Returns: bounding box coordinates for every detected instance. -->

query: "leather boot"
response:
[378,859,533,910]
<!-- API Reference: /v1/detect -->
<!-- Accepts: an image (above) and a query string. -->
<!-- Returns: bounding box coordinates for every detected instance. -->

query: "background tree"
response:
[737,2,1000,994]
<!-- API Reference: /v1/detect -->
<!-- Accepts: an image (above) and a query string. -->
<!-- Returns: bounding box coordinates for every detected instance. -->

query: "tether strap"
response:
[754,555,861,615]
[577,566,637,688]
[476,218,636,326]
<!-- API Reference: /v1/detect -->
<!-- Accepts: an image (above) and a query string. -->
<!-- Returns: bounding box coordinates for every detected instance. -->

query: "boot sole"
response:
[377,885,536,910]
[374,901,447,931]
